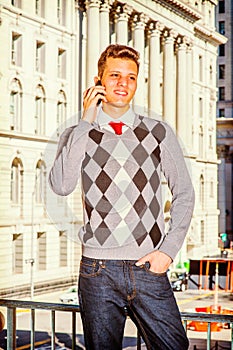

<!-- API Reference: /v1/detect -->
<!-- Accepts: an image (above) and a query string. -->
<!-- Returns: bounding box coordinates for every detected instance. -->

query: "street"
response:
[0,288,232,349]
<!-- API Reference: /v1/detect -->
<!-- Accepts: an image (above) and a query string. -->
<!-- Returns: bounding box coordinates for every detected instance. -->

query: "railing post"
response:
[72,311,76,350]
[51,310,56,350]
[30,309,35,350]
[207,322,211,350]
[7,307,16,350]
[231,322,233,350]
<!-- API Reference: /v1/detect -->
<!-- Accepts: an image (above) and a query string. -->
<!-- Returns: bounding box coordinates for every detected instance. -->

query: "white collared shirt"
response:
[97,107,136,134]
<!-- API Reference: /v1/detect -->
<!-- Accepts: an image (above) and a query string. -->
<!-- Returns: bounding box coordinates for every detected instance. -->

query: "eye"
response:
[129,76,136,81]
[111,73,119,77]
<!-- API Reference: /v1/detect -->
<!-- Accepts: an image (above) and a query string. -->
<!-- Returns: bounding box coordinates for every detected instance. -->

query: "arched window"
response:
[199,125,204,158]
[11,157,23,206]
[35,85,45,135]
[10,78,22,131]
[199,175,204,209]
[35,159,46,204]
[56,90,67,136]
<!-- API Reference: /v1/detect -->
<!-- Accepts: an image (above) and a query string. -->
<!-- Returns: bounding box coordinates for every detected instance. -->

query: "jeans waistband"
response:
[81,255,138,267]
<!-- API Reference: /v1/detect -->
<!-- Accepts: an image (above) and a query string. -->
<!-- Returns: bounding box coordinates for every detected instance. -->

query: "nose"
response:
[117,77,127,86]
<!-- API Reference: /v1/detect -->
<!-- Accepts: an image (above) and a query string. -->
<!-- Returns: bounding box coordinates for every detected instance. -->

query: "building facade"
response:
[0,0,225,297]
[216,0,233,248]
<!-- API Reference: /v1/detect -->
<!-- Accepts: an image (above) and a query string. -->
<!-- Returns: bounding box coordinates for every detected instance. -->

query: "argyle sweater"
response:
[49,114,195,260]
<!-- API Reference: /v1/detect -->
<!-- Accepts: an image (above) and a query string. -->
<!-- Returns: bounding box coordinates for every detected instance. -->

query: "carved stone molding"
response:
[217,144,230,158]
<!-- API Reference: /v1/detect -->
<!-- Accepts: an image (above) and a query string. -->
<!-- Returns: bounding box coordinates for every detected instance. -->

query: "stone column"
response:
[132,13,149,112]
[86,0,101,86]
[163,29,178,128]
[186,41,193,152]
[115,4,133,45]
[176,36,187,147]
[100,0,111,52]
[148,21,164,117]
[217,145,229,235]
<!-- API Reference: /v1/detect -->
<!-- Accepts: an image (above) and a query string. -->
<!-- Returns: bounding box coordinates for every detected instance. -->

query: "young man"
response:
[49,44,195,350]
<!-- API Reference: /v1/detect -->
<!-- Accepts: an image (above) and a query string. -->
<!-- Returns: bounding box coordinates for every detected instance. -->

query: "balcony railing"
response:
[0,298,233,350]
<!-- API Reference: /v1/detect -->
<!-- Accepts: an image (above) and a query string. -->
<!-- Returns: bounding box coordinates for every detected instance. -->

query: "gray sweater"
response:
[49,114,195,260]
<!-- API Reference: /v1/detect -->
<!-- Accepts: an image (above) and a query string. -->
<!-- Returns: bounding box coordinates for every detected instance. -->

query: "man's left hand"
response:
[135,250,172,273]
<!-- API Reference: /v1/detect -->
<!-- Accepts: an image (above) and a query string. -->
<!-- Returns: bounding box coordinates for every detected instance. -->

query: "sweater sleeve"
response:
[48,120,93,196]
[158,122,195,260]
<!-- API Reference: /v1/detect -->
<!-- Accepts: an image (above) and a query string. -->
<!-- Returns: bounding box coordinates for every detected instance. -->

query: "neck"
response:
[102,103,130,119]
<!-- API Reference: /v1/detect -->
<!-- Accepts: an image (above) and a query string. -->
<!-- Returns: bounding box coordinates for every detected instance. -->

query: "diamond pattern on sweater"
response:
[132,169,147,192]
[151,123,166,143]
[95,195,113,218]
[81,120,167,248]
[112,222,132,245]
[95,222,111,245]
[132,222,147,245]
[132,144,148,166]
[149,222,162,247]
[134,123,149,141]
[92,146,111,169]
[95,171,112,193]
[89,129,104,144]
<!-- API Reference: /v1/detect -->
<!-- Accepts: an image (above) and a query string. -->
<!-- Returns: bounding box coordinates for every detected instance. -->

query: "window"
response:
[199,55,203,81]
[35,0,45,17]
[219,65,225,79]
[35,160,46,204]
[11,32,22,66]
[11,157,23,205]
[57,90,67,136]
[219,109,225,118]
[200,220,205,244]
[198,125,204,158]
[210,180,214,198]
[12,234,23,274]
[199,97,203,119]
[10,78,22,131]
[219,44,225,56]
[57,0,66,25]
[219,87,225,101]
[219,21,225,35]
[209,134,213,149]
[11,0,22,7]
[200,175,204,209]
[218,0,225,13]
[36,41,45,73]
[209,65,213,83]
[59,231,67,267]
[35,85,45,135]
[58,48,66,79]
[37,232,46,270]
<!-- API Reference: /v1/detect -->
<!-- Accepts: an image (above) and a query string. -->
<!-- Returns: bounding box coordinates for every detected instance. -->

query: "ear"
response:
[94,76,100,85]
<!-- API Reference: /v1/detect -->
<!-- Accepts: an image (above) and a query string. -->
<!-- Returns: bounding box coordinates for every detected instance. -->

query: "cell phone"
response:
[95,79,104,106]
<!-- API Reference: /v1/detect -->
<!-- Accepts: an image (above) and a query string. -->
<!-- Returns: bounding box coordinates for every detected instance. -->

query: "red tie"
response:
[109,121,125,135]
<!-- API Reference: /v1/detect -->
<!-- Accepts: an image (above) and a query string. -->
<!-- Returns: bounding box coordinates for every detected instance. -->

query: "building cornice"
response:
[0,131,57,144]
[194,23,228,45]
[154,0,201,22]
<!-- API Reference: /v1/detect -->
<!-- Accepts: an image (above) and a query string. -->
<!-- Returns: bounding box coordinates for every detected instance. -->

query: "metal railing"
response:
[0,298,233,350]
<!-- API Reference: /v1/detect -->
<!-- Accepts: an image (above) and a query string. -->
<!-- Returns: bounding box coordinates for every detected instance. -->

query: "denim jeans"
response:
[78,256,189,350]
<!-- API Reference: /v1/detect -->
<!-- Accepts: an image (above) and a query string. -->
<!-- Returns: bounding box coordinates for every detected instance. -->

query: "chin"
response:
[108,101,129,108]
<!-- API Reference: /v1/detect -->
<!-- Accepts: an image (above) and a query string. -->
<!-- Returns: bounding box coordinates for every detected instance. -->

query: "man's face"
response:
[100,57,138,107]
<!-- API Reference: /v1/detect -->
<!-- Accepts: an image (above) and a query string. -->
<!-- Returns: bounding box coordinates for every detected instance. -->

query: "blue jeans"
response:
[78,256,189,350]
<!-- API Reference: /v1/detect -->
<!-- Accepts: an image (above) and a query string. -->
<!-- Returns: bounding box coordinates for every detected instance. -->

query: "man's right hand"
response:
[82,85,107,124]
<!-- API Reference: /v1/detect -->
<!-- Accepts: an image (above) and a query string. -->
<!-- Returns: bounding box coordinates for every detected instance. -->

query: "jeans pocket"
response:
[79,260,102,278]
[143,261,167,277]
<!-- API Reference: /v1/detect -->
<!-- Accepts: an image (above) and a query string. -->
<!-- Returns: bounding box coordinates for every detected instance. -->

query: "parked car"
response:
[169,269,188,292]
[59,285,78,304]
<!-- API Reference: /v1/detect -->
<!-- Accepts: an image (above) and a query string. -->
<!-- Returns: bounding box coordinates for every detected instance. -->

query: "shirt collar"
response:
[97,106,136,129]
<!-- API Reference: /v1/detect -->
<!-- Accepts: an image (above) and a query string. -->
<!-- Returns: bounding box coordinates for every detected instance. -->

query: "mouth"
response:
[114,90,128,96]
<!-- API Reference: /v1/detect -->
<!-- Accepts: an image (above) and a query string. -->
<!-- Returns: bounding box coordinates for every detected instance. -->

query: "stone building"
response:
[216,0,233,248]
[0,0,226,297]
